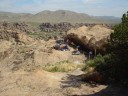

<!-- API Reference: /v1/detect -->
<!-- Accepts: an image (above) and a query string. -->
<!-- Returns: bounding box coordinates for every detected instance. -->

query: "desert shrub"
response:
[107,11,128,83]
[82,54,107,71]
[82,12,128,85]
[82,54,111,73]
[43,61,83,72]
[82,54,126,83]
[83,53,128,84]
[28,31,65,40]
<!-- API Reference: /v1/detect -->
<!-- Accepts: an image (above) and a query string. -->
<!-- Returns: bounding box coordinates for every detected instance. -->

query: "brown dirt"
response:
[0,68,127,96]
[0,26,127,96]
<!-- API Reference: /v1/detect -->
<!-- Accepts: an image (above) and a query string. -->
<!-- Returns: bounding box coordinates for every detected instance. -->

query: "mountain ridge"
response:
[0,10,121,24]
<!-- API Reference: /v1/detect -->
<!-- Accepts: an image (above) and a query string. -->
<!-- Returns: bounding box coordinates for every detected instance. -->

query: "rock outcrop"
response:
[0,22,35,33]
[0,30,33,44]
[0,22,34,44]
[39,22,113,33]
[67,25,113,53]
[39,22,73,32]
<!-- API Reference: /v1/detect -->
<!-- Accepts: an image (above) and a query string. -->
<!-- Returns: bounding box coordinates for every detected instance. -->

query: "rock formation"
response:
[67,25,113,54]
[39,22,73,32]
[39,22,113,33]
[0,22,34,44]
[0,22,35,33]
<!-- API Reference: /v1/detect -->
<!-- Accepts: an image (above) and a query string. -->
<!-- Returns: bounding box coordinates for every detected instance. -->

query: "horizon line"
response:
[0,9,121,18]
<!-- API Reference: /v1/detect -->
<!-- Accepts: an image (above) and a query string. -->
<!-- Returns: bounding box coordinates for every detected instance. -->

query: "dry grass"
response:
[43,61,84,72]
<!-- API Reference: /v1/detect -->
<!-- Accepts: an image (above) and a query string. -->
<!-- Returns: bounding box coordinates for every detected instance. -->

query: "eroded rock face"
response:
[0,30,33,44]
[15,32,33,43]
[0,41,13,60]
[67,25,113,53]
[0,22,34,44]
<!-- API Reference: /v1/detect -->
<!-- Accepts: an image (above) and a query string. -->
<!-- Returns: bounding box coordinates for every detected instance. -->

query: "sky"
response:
[0,0,128,17]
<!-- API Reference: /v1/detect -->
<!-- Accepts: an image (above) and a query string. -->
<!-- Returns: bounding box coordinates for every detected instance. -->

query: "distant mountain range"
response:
[0,10,121,24]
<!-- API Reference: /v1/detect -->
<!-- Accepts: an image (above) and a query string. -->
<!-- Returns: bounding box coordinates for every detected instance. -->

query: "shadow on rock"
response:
[60,74,98,88]
[69,86,128,96]
[61,73,128,96]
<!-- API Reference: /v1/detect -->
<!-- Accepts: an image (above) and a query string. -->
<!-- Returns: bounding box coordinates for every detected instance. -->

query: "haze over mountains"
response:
[0,10,121,24]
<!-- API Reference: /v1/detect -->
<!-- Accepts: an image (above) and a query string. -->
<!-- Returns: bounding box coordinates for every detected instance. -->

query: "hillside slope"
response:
[0,10,121,23]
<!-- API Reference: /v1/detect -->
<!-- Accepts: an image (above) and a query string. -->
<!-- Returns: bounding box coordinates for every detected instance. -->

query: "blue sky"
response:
[0,0,128,17]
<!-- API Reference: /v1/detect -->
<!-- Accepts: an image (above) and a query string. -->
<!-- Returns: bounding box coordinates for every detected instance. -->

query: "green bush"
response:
[82,12,128,85]
[108,11,128,83]
[83,53,128,84]
[82,54,109,71]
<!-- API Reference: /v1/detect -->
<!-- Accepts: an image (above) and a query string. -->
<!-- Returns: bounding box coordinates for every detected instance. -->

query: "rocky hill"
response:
[0,10,121,23]
[0,22,128,96]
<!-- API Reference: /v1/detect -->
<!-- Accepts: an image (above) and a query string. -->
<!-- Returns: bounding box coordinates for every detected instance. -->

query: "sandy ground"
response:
[0,68,128,96]
[0,30,127,96]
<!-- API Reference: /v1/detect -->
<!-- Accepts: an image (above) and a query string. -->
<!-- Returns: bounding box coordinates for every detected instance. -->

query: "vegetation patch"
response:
[82,54,109,72]
[27,31,65,40]
[43,60,84,72]
[82,11,128,85]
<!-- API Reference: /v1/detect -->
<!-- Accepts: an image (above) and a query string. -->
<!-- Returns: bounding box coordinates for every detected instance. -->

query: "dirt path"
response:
[0,69,127,96]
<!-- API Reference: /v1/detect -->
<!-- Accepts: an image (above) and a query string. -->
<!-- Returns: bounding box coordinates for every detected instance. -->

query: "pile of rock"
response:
[39,22,113,33]
[0,22,35,33]
[39,22,73,32]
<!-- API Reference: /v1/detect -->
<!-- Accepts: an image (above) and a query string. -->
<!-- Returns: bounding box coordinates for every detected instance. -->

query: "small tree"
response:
[83,12,128,84]
[108,11,128,83]
[110,12,128,47]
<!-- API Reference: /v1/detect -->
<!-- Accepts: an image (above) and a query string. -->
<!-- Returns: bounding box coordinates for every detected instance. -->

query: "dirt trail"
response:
[0,68,127,96]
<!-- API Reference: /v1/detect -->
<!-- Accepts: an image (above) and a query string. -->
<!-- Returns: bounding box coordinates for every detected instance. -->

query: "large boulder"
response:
[0,40,13,60]
[15,32,33,43]
[67,25,113,53]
